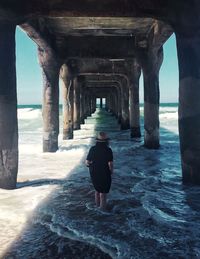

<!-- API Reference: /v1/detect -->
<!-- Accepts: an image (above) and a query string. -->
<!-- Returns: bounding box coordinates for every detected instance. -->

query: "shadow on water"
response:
[3,108,200,258]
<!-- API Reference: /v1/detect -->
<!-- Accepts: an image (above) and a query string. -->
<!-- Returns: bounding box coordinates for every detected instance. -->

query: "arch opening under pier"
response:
[0,1,199,188]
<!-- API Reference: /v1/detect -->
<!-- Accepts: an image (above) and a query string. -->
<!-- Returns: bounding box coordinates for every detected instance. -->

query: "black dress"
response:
[86,142,113,193]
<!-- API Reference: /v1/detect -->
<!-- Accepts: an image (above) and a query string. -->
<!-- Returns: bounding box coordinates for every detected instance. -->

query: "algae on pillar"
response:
[0,22,18,189]
[38,46,60,152]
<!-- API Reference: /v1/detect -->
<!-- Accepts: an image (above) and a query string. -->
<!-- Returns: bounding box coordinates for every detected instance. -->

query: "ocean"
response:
[1,103,200,258]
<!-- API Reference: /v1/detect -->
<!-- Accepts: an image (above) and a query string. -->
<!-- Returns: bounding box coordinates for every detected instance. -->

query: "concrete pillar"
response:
[107,94,111,113]
[83,89,88,120]
[140,48,163,148]
[110,92,116,115]
[105,95,109,111]
[100,98,103,108]
[80,85,85,124]
[113,90,118,118]
[73,77,81,130]
[92,96,96,113]
[84,93,88,116]
[176,31,200,184]
[116,86,122,123]
[60,64,74,139]
[38,47,60,152]
[89,94,92,115]
[129,61,141,138]
[0,23,18,189]
[85,91,91,117]
[120,79,130,130]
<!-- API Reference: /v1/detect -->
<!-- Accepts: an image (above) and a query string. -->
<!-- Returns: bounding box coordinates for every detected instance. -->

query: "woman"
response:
[86,132,113,210]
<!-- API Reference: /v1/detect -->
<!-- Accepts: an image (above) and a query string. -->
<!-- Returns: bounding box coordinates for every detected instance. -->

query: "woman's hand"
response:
[85,160,92,167]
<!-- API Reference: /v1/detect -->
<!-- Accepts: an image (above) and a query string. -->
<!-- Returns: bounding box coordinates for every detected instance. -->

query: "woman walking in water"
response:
[86,132,113,210]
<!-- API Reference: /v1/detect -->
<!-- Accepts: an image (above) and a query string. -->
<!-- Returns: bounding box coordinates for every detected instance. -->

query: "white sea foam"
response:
[159,111,178,119]
[159,106,178,113]
[17,108,42,120]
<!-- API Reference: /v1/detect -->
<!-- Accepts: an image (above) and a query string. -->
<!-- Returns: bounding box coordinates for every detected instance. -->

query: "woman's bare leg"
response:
[100,193,107,210]
[95,191,100,206]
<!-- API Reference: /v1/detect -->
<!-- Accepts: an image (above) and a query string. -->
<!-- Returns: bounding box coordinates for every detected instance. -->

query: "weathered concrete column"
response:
[82,88,89,120]
[80,85,85,124]
[105,94,109,111]
[95,97,97,110]
[106,94,112,112]
[85,91,91,117]
[120,79,130,130]
[116,86,122,123]
[73,77,81,130]
[89,94,92,115]
[100,98,103,108]
[129,61,141,138]
[108,96,111,113]
[176,31,200,184]
[84,92,88,117]
[113,90,118,118]
[110,92,116,115]
[92,96,96,113]
[140,48,163,148]
[38,47,60,152]
[0,23,18,189]
[60,64,74,139]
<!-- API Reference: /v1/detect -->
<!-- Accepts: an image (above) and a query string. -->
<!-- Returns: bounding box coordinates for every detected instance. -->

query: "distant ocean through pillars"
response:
[1,104,200,258]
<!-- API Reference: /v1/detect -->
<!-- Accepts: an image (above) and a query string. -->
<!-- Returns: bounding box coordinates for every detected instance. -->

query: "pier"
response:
[0,1,200,187]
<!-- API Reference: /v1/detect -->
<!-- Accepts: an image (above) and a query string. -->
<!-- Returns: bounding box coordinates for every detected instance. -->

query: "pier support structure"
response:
[114,89,119,118]
[129,60,141,138]
[139,47,163,148]
[85,89,92,117]
[60,64,74,139]
[116,86,122,123]
[176,29,200,184]
[38,46,60,152]
[80,83,86,124]
[73,77,81,130]
[0,22,18,189]
[100,98,103,108]
[120,78,130,130]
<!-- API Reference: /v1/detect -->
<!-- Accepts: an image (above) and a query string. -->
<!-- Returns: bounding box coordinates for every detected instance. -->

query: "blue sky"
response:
[16,27,179,104]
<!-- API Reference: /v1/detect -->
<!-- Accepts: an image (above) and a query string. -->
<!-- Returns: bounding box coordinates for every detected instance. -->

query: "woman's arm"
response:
[108,161,113,174]
[86,147,94,167]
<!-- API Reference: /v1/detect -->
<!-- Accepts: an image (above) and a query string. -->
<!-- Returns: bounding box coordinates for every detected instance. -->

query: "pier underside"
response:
[0,1,200,187]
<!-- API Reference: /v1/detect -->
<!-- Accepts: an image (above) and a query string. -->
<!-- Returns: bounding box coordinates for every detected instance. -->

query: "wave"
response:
[159,111,178,119]
[18,108,42,120]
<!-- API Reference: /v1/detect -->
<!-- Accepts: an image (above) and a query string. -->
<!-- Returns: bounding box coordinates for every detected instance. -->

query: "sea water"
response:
[1,104,200,258]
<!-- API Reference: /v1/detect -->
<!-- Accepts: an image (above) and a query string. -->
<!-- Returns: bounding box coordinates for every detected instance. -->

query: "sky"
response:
[16,27,179,104]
